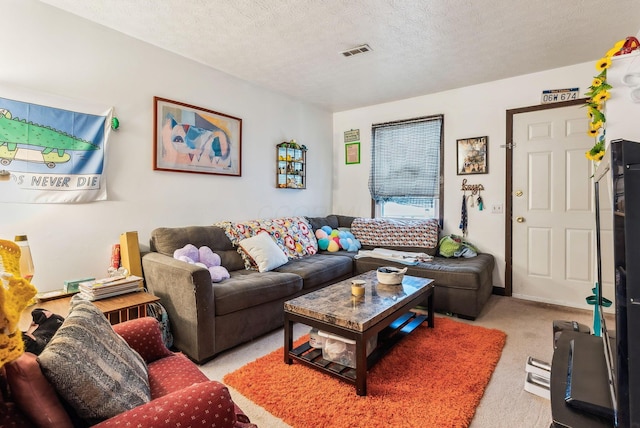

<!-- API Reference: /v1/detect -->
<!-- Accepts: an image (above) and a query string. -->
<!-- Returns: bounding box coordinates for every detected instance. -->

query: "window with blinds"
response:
[369,115,444,219]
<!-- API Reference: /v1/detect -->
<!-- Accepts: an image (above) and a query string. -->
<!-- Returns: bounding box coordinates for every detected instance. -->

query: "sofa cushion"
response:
[112,317,173,364]
[305,214,356,231]
[216,217,318,269]
[150,225,246,271]
[274,253,353,290]
[37,296,151,425]
[5,352,74,428]
[91,381,242,428]
[238,232,289,272]
[147,353,209,398]
[355,253,494,290]
[214,271,303,315]
[306,214,340,230]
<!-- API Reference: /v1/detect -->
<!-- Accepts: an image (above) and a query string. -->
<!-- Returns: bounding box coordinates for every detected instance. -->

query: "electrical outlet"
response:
[491,203,504,214]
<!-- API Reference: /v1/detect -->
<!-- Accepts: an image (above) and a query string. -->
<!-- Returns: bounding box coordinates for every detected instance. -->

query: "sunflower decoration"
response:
[586,140,605,162]
[584,39,626,162]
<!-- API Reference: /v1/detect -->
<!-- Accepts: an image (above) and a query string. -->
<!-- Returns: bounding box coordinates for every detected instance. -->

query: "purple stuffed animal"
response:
[173,244,230,282]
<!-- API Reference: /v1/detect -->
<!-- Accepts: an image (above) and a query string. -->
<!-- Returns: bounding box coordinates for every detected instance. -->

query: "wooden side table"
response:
[19,291,160,330]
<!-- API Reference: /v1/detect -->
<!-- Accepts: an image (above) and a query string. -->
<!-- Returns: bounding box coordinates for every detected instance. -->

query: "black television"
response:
[593,174,617,421]
[593,139,640,427]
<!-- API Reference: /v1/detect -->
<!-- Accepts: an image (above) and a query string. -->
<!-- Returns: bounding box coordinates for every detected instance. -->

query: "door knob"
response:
[516,216,525,223]
[515,190,523,197]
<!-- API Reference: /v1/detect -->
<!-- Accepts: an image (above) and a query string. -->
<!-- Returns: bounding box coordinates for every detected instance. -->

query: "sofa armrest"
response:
[141,252,216,363]
[113,317,172,363]
[92,381,240,428]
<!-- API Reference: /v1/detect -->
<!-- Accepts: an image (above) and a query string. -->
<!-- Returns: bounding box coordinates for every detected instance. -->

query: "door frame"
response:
[503,98,587,296]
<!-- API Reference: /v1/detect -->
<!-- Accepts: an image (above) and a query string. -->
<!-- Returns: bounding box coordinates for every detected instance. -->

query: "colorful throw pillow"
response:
[37,296,150,425]
[315,226,362,252]
[216,216,318,269]
[238,232,289,272]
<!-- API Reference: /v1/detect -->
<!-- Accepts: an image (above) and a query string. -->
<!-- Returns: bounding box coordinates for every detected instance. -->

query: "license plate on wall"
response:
[541,88,580,104]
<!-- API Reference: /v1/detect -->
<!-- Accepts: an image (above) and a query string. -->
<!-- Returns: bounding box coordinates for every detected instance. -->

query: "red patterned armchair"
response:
[1,316,256,428]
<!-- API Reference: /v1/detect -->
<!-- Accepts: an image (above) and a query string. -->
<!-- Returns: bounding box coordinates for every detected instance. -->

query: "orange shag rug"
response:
[223,317,506,428]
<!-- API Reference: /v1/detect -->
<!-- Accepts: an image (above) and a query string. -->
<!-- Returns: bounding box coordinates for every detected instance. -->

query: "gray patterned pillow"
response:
[37,295,150,424]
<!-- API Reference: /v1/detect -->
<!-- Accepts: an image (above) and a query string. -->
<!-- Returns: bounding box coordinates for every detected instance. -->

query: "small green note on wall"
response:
[345,142,360,165]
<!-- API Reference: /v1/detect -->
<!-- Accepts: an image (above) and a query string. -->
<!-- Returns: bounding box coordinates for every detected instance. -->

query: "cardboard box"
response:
[119,231,143,277]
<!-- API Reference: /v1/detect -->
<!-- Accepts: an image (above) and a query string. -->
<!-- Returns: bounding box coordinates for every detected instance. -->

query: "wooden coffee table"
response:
[284,270,434,396]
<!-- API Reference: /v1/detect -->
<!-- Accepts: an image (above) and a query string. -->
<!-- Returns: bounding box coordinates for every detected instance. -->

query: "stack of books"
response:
[78,275,144,301]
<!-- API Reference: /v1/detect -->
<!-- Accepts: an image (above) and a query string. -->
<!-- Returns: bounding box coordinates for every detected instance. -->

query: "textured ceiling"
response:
[39,0,640,112]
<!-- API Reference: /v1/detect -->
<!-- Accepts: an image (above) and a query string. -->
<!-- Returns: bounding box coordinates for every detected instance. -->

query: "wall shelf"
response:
[277,141,306,189]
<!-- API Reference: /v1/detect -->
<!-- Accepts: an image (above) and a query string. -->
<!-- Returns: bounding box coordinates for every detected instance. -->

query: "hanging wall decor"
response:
[345,142,360,165]
[456,136,488,175]
[0,84,113,203]
[153,97,242,177]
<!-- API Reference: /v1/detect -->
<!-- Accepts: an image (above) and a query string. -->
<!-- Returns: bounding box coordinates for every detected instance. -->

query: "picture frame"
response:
[456,136,488,175]
[345,142,361,165]
[153,97,242,176]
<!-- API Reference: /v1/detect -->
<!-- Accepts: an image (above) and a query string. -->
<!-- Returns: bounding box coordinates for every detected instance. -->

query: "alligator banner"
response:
[0,85,112,203]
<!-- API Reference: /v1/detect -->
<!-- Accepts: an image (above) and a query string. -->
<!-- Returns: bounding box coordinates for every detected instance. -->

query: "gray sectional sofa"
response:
[142,224,353,364]
[142,215,495,364]
[306,215,495,321]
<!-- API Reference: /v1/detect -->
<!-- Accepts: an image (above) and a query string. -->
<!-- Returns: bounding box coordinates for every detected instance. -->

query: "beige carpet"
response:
[199,295,605,428]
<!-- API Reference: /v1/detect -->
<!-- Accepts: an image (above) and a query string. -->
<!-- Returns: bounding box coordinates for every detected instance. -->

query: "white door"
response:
[512,105,597,307]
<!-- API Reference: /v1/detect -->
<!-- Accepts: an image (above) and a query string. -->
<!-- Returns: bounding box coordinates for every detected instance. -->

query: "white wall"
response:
[332,62,597,289]
[1,0,333,291]
[605,51,640,144]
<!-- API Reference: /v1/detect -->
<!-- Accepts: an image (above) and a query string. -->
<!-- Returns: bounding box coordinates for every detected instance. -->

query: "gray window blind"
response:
[369,115,443,206]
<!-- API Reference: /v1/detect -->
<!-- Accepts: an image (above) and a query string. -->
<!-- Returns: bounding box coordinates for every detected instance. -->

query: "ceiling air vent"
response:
[340,44,372,57]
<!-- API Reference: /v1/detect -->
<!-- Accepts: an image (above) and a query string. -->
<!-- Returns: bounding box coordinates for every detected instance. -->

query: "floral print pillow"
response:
[216,217,318,270]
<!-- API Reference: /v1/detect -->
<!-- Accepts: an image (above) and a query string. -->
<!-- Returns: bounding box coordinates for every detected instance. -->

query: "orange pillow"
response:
[5,352,73,428]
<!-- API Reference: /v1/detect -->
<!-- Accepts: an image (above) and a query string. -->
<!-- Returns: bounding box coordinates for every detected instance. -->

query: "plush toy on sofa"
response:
[315,226,338,252]
[173,244,230,282]
[315,226,361,252]
[338,230,361,252]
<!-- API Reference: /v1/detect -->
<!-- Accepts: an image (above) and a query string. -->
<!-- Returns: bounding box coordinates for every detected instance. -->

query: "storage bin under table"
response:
[283,270,434,396]
[318,330,377,368]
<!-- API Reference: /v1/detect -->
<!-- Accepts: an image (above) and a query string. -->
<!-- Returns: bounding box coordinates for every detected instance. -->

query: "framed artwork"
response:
[456,136,488,175]
[345,142,361,165]
[153,97,242,176]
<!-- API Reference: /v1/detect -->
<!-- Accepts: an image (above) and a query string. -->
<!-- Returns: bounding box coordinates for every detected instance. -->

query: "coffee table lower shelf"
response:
[286,311,427,392]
